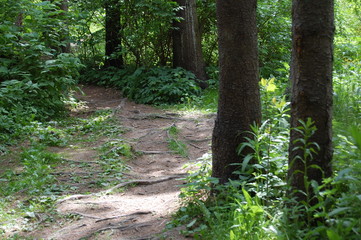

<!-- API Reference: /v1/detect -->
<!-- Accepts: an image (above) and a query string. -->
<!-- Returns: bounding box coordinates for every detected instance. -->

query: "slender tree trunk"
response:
[15,13,23,27]
[173,0,208,89]
[288,0,334,204]
[59,0,70,53]
[104,0,123,68]
[212,0,261,184]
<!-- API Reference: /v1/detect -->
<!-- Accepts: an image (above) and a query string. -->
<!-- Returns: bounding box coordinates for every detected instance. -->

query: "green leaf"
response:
[326,230,342,240]
[230,230,236,240]
[349,125,361,151]
[187,219,197,228]
[242,188,252,205]
[0,66,8,74]
[241,155,253,172]
[328,207,350,217]
[266,78,277,92]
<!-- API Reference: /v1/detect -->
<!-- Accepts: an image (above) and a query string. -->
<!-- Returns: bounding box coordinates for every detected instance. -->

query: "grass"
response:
[333,63,361,130]
[0,145,61,197]
[166,125,189,158]
[0,108,131,237]
[161,87,218,114]
[96,139,133,182]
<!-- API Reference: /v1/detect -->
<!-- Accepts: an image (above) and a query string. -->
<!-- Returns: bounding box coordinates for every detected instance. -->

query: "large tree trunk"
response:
[288,0,334,204]
[173,0,208,89]
[212,0,261,184]
[104,0,123,68]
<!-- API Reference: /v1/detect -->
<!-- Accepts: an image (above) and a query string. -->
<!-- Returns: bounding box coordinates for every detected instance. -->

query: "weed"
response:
[97,139,132,181]
[163,87,219,114]
[166,125,189,158]
[0,145,61,196]
[171,151,277,239]
[0,145,62,237]
[168,139,188,158]
[333,62,361,130]
[168,125,179,137]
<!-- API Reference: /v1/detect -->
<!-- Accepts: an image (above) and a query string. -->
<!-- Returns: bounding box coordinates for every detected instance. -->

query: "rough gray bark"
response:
[105,0,123,68]
[173,0,208,89]
[212,0,261,184]
[288,0,334,203]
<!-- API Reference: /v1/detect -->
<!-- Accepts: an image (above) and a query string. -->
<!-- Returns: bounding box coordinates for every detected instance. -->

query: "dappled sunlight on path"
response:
[26,85,214,240]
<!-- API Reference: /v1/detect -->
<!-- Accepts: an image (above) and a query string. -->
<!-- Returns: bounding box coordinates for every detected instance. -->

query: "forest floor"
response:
[5,85,215,239]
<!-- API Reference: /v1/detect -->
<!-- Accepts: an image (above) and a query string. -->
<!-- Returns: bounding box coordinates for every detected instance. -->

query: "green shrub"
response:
[79,66,201,105]
[0,20,81,146]
[120,67,201,105]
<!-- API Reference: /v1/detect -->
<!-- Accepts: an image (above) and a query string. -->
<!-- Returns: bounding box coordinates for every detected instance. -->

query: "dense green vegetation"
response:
[171,1,361,239]
[0,0,360,239]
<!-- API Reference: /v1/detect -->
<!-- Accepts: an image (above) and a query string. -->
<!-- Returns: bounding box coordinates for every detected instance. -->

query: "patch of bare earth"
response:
[25,85,214,240]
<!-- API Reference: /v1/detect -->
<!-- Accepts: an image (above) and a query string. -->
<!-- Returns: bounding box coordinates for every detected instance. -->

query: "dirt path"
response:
[27,85,214,240]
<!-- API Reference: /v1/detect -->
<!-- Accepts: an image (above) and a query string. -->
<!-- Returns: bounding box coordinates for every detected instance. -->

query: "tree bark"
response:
[173,0,208,89]
[212,0,261,184]
[59,0,71,53]
[104,0,123,68]
[288,0,334,203]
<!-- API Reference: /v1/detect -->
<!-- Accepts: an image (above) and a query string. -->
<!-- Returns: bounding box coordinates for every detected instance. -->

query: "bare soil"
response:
[22,85,214,240]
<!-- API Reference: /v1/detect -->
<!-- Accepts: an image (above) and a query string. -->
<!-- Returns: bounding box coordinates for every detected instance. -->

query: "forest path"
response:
[28,85,214,240]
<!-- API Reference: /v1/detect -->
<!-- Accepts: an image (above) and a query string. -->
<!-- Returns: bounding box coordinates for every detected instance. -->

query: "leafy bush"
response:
[120,67,201,105]
[79,66,201,105]
[78,66,134,86]
[0,2,82,146]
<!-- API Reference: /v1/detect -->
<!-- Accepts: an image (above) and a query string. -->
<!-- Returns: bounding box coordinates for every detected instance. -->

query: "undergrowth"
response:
[0,23,82,148]
[79,66,202,105]
[171,74,361,239]
[0,107,131,237]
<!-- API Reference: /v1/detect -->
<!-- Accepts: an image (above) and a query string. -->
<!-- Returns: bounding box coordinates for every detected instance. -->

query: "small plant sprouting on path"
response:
[166,125,189,158]
[96,139,133,183]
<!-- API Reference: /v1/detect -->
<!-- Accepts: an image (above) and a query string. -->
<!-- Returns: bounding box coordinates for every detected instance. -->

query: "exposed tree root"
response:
[134,129,164,141]
[128,113,195,121]
[188,142,204,149]
[95,211,152,223]
[56,174,187,204]
[52,171,103,176]
[103,174,187,194]
[81,222,151,240]
[66,211,101,219]
[138,150,176,155]
[57,194,92,204]
[61,158,98,164]
[184,137,212,142]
